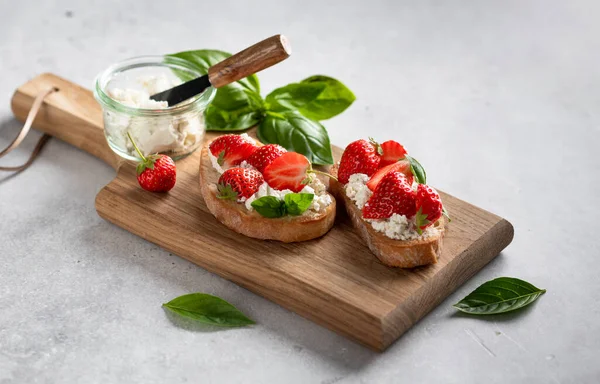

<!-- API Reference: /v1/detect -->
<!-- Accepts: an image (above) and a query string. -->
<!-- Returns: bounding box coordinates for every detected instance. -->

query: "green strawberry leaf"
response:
[442,206,451,222]
[136,155,160,176]
[216,183,238,201]
[414,207,430,235]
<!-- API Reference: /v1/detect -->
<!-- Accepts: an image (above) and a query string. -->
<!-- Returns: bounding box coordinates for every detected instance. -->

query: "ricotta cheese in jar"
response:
[344,172,437,240]
[105,74,204,158]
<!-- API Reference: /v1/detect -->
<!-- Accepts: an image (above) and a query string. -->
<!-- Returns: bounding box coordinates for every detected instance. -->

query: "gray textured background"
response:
[1,0,599,383]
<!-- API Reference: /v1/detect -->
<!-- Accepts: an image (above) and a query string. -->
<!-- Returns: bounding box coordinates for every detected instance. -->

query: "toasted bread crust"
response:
[199,143,336,243]
[329,165,444,268]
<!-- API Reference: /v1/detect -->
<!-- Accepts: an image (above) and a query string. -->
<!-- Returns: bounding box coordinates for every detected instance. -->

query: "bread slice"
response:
[199,142,336,243]
[329,165,445,268]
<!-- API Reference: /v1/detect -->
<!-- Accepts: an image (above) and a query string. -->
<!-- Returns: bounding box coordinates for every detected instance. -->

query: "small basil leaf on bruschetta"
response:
[404,155,427,184]
[284,193,314,216]
[251,196,287,218]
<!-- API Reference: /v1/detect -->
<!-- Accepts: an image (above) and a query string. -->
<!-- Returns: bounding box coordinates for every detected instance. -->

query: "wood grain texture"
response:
[11,74,514,351]
[208,34,291,88]
[11,73,121,169]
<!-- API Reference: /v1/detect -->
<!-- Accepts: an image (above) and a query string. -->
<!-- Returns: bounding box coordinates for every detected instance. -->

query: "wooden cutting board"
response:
[11,73,514,351]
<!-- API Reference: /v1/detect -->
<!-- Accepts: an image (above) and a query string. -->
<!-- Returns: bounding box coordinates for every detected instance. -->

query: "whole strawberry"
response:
[338,139,382,184]
[415,184,443,233]
[217,168,264,200]
[127,132,176,192]
[362,171,416,219]
[136,154,177,192]
[209,134,258,168]
[247,144,287,173]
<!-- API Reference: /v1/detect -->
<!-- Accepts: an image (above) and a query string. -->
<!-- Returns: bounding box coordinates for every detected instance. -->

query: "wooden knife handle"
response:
[10,73,120,170]
[208,34,291,88]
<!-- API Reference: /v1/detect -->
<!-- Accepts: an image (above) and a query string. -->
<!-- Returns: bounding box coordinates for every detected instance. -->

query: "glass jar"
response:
[93,55,215,161]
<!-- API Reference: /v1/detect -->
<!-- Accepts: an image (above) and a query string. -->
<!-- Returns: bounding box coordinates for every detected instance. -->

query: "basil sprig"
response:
[453,277,546,315]
[251,193,314,218]
[166,50,356,165]
[163,293,254,327]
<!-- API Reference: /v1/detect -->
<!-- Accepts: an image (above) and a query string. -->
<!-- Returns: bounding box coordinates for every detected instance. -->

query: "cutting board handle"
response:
[10,73,120,169]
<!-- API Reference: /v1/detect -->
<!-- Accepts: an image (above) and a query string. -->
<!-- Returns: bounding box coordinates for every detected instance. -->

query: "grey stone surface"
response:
[1,0,599,383]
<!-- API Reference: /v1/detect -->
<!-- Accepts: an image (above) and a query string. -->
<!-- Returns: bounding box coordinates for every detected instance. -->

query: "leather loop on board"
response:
[0,87,57,172]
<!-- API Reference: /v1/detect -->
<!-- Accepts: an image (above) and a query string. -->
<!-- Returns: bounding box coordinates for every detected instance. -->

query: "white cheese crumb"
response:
[239,133,256,145]
[345,173,372,209]
[208,150,225,174]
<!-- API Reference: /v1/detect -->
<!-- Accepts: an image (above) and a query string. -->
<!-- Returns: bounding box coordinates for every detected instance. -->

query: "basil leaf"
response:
[257,111,334,165]
[163,293,254,327]
[167,50,264,130]
[284,193,314,215]
[266,83,326,112]
[251,196,287,218]
[167,50,259,93]
[453,277,546,315]
[205,105,263,131]
[297,75,356,121]
[404,155,426,184]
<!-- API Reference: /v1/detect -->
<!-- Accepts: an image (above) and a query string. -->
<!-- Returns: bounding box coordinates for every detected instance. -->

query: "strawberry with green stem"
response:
[337,138,382,184]
[127,132,176,193]
[217,168,264,200]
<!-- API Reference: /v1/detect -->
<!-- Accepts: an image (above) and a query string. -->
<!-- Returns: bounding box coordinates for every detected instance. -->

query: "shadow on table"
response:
[1,112,378,372]
[162,309,237,333]
[77,221,379,372]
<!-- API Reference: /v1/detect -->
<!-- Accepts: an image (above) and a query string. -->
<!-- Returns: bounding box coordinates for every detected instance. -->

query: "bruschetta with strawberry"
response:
[330,138,447,268]
[199,134,336,242]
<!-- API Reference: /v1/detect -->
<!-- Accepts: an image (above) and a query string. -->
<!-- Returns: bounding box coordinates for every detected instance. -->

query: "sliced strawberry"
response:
[338,139,382,184]
[414,184,443,233]
[217,168,264,200]
[379,140,408,168]
[247,144,287,173]
[263,152,311,193]
[366,160,413,191]
[362,171,416,219]
[209,134,258,168]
